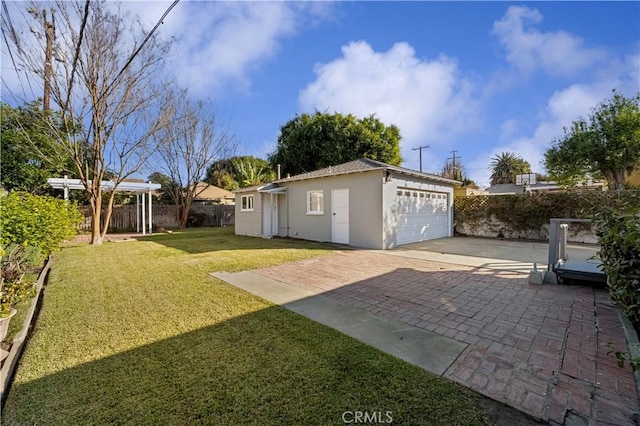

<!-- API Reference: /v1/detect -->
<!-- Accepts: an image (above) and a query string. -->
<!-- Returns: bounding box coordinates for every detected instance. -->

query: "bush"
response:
[0,244,38,317]
[0,191,83,257]
[594,192,640,329]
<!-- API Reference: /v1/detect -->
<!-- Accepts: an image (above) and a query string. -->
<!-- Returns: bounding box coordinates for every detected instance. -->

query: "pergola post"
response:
[148,190,153,234]
[136,193,140,233]
[142,191,146,235]
[63,175,69,200]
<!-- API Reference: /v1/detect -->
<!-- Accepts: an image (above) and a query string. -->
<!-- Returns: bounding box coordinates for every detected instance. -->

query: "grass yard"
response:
[3,228,494,425]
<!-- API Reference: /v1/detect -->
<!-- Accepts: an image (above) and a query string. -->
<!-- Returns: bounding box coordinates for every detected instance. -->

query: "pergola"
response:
[47,176,161,235]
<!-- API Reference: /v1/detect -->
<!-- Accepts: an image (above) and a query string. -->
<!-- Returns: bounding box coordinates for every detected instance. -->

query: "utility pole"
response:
[447,150,462,180]
[43,9,55,111]
[412,145,429,173]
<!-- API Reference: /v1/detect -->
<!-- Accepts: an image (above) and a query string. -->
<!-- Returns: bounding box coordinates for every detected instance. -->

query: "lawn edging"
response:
[0,256,52,408]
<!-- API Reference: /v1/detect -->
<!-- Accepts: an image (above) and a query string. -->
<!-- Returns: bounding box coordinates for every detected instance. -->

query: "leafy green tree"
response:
[233,157,276,187]
[268,112,402,175]
[1,102,71,194]
[205,156,274,190]
[544,91,640,190]
[489,152,532,185]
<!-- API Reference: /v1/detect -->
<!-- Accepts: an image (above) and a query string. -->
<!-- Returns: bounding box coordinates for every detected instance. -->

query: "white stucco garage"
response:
[235,158,458,249]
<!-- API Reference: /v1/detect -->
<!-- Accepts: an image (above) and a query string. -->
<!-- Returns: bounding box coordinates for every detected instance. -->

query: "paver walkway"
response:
[249,250,639,425]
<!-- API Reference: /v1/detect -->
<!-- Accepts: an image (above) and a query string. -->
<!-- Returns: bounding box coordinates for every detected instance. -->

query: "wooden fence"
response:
[79,204,235,232]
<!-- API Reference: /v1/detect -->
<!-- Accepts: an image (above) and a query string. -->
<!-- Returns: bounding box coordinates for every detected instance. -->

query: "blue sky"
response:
[3,1,639,187]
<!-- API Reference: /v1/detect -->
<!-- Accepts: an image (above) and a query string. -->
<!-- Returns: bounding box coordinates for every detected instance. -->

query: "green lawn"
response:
[3,228,493,425]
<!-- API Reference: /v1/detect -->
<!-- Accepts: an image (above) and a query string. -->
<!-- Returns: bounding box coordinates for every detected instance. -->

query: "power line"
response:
[1,26,26,96]
[63,0,90,114]
[100,0,180,102]
[1,0,36,100]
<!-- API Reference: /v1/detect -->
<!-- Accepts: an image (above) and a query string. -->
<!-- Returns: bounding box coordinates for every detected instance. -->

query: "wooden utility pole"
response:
[43,9,55,111]
[412,145,429,173]
[447,150,462,180]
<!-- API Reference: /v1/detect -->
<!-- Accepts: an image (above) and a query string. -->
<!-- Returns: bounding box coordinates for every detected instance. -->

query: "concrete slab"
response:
[211,270,467,376]
[380,250,538,274]
[389,237,600,274]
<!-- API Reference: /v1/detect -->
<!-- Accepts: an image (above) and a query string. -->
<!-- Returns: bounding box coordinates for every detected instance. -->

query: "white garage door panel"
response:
[396,189,448,245]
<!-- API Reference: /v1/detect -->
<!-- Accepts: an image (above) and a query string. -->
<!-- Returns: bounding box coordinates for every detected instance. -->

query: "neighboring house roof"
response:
[628,168,640,186]
[274,158,460,185]
[191,183,235,201]
[485,184,522,195]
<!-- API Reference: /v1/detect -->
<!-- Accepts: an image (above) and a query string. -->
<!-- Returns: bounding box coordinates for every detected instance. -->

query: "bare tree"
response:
[4,1,174,245]
[151,90,236,229]
[441,159,464,181]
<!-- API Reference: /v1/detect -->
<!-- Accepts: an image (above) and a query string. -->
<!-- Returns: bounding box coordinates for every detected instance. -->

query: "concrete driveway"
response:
[390,236,600,274]
[213,240,638,424]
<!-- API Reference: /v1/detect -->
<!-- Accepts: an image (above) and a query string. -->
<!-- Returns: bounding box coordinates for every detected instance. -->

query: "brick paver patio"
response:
[253,250,640,425]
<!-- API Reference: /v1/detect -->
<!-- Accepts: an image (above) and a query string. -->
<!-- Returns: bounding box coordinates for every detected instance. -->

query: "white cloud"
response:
[299,40,480,170]
[493,6,606,76]
[137,2,331,95]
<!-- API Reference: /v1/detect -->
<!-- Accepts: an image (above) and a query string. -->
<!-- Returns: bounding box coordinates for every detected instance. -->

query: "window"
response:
[241,195,254,211]
[307,190,324,215]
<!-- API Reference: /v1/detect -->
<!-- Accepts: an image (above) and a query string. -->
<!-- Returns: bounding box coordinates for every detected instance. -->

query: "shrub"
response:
[594,192,640,329]
[0,244,38,317]
[0,191,83,257]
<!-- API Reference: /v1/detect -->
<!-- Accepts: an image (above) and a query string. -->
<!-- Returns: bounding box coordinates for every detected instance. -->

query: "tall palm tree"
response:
[489,152,532,185]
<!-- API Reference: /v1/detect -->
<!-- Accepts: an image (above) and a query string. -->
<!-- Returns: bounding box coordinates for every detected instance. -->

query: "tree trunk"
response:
[100,199,115,240]
[90,195,103,246]
[605,169,626,190]
[178,204,189,229]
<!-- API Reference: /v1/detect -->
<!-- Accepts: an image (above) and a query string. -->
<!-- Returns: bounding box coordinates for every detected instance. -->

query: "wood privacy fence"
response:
[79,204,235,232]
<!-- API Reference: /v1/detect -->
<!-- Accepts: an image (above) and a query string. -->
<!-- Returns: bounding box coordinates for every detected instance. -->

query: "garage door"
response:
[396,189,449,245]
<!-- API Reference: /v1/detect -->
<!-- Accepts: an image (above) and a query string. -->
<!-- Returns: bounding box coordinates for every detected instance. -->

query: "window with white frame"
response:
[241,195,254,211]
[307,190,324,215]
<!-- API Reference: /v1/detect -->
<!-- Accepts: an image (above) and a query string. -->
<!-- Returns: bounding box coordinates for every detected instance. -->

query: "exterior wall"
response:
[382,173,455,249]
[285,170,384,249]
[234,191,262,237]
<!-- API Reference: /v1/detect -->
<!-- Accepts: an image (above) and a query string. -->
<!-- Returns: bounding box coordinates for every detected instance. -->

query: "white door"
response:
[396,189,449,245]
[271,194,278,235]
[261,194,278,237]
[332,189,349,244]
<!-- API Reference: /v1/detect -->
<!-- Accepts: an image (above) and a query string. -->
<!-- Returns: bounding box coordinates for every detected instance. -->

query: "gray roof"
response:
[275,158,459,185]
[485,184,523,194]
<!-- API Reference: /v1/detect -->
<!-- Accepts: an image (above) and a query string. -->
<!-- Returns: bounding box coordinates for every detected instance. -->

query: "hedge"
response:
[0,191,83,257]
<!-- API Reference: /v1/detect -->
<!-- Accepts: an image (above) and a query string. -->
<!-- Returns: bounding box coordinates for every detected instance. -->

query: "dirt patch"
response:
[477,397,546,425]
